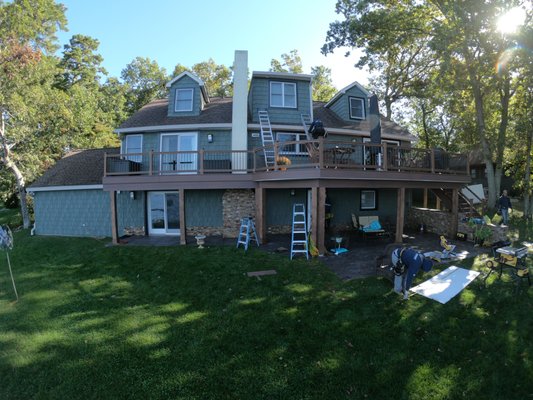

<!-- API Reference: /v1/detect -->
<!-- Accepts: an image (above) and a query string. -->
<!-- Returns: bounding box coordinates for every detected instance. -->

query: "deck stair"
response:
[236,217,260,251]
[258,110,275,168]
[431,188,482,218]
[290,203,309,260]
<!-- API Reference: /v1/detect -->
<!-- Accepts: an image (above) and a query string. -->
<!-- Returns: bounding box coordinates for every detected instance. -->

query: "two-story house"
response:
[29,50,470,253]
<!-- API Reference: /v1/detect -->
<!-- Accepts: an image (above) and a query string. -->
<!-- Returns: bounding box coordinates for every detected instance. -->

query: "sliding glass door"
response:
[148,192,180,235]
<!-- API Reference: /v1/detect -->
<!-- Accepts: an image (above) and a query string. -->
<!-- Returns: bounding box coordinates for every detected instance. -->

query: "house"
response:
[29,50,470,253]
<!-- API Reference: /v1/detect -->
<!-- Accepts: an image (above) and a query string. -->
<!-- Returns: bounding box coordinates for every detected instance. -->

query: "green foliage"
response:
[310,65,337,102]
[121,56,168,115]
[270,49,303,73]
[0,233,532,399]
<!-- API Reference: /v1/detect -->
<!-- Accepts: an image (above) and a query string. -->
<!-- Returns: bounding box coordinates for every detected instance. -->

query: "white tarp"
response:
[409,266,480,304]
[461,184,485,204]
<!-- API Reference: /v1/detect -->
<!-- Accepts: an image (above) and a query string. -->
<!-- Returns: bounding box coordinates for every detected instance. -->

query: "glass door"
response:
[160,132,197,173]
[148,192,180,235]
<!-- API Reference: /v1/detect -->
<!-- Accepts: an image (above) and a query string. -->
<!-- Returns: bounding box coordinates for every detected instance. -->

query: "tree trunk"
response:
[495,72,511,199]
[524,126,532,220]
[1,114,31,229]
[421,103,430,149]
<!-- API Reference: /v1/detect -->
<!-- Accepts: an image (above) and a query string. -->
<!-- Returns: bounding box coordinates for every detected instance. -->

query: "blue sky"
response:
[55,0,368,89]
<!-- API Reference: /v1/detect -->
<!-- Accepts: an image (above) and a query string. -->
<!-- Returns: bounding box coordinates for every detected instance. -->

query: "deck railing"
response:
[104,139,469,177]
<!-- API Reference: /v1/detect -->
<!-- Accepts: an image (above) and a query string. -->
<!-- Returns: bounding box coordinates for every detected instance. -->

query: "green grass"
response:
[0,231,532,400]
[0,204,22,228]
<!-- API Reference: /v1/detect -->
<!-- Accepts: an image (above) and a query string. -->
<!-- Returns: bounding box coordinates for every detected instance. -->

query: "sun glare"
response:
[497,6,527,34]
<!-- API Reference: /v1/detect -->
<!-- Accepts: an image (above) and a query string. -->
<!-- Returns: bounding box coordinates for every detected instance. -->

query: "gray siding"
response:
[327,188,397,227]
[266,189,307,225]
[249,78,312,125]
[167,75,203,117]
[329,86,368,122]
[117,191,145,234]
[33,189,111,237]
[185,190,223,226]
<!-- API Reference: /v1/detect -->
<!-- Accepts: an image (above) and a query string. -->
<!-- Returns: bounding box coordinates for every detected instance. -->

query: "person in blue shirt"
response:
[391,247,434,299]
[498,190,512,226]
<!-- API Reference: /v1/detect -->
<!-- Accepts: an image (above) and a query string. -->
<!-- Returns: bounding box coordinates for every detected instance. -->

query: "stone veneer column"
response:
[222,189,256,237]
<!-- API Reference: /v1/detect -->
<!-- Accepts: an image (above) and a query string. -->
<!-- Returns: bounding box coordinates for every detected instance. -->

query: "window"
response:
[124,135,142,162]
[349,97,366,119]
[277,132,307,155]
[270,82,296,108]
[360,190,377,210]
[175,88,194,112]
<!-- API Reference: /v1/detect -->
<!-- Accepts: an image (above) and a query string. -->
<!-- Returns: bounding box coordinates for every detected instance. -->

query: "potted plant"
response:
[276,156,291,170]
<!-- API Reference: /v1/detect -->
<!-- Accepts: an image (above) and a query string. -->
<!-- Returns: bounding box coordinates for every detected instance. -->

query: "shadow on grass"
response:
[0,231,531,399]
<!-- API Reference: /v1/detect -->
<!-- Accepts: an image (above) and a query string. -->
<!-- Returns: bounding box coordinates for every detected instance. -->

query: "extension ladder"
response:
[236,217,260,251]
[290,204,309,260]
[258,110,275,168]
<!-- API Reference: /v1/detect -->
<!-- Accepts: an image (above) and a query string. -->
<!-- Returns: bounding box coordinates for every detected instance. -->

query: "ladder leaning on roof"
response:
[258,110,275,169]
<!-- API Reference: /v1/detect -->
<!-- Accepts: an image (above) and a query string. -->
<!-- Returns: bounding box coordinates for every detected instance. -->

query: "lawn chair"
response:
[352,214,389,239]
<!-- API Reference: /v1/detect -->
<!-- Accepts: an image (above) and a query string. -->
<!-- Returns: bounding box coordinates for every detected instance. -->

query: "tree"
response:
[191,59,233,97]
[56,34,107,89]
[0,0,67,229]
[121,57,168,115]
[323,0,532,208]
[310,65,337,102]
[270,49,303,73]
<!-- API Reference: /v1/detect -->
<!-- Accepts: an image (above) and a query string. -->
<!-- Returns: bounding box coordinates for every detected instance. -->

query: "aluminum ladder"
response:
[300,114,313,140]
[301,113,319,163]
[290,203,309,260]
[258,110,275,168]
[236,217,260,251]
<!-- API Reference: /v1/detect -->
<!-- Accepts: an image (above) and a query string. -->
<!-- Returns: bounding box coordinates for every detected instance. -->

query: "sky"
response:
[55,0,369,90]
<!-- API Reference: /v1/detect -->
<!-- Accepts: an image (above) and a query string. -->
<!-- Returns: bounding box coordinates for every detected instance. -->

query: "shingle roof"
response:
[118,97,412,138]
[118,97,233,130]
[313,102,411,138]
[29,148,119,188]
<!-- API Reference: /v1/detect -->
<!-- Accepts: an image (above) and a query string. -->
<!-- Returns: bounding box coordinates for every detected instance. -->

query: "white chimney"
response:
[231,50,248,172]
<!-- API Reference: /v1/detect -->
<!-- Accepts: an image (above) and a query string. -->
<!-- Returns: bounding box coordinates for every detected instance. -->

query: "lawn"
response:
[0,229,531,400]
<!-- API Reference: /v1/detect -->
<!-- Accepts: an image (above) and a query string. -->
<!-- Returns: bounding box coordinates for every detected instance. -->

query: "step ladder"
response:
[258,110,275,168]
[301,113,319,163]
[236,217,260,251]
[290,204,309,260]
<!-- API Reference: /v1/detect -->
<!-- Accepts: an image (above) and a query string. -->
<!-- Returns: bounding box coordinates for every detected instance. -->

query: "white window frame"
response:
[174,88,194,112]
[277,132,307,155]
[123,134,143,162]
[349,97,366,120]
[270,82,297,108]
[360,190,377,210]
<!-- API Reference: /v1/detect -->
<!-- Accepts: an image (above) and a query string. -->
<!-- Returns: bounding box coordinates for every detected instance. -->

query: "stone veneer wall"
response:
[407,207,508,243]
[186,189,256,238]
[222,189,256,238]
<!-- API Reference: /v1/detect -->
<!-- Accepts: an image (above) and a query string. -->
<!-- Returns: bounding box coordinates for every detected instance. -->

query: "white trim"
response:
[349,97,366,120]
[115,123,232,134]
[325,81,371,108]
[166,71,204,88]
[252,71,313,81]
[360,189,377,210]
[159,132,198,173]
[174,88,194,112]
[276,132,308,155]
[148,191,180,235]
[28,185,103,192]
[270,81,297,108]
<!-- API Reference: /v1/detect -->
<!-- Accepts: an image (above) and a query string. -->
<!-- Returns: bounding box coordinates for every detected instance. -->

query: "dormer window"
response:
[349,97,366,119]
[175,88,194,112]
[270,82,296,108]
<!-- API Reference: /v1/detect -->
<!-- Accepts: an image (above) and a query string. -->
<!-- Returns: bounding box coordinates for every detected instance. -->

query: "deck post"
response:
[317,186,326,254]
[310,187,318,252]
[149,150,154,176]
[199,149,204,174]
[431,149,435,173]
[395,187,405,243]
[423,188,428,208]
[179,189,186,245]
[318,136,324,168]
[382,142,388,171]
[110,191,118,245]
[450,188,459,238]
[255,187,266,243]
